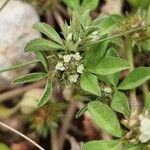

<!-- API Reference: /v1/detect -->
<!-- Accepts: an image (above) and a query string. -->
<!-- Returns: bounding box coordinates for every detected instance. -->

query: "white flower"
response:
[73,52,82,61]
[104,87,112,94]
[55,62,65,71]
[66,33,72,41]
[77,64,84,74]
[63,54,72,63]
[139,116,150,143]
[90,31,99,42]
[58,54,63,58]
[69,74,79,83]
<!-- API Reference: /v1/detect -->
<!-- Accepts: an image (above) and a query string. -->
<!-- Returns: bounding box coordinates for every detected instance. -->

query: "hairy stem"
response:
[0,56,52,73]
[127,37,138,112]
[0,121,45,150]
[142,83,149,100]
[58,102,77,150]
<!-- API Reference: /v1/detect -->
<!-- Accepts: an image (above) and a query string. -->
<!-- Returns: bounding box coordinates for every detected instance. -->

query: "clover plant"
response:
[1,1,150,149]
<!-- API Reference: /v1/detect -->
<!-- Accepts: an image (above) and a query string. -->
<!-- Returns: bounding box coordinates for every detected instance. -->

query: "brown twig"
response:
[51,130,59,150]
[0,80,46,103]
[58,102,77,150]
[0,121,45,150]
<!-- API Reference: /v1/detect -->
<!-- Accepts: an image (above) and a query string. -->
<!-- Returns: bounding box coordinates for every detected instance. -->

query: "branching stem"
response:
[0,121,45,150]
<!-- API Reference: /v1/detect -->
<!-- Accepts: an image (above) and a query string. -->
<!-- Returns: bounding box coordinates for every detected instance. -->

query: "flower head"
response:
[77,64,84,74]
[139,115,150,143]
[55,62,65,71]
[73,52,82,61]
[69,74,79,83]
[63,55,72,63]
[103,87,112,94]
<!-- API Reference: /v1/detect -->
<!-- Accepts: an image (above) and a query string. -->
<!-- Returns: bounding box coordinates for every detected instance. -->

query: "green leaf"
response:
[25,38,62,52]
[87,57,130,75]
[145,92,150,111]
[88,101,122,137]
[35,51,49,72]
[118,67,150,90]
[63,0,79,10]
[12,72,47,84]
[111,91,130,116]
[84,41,108,65]
[0,143,9,150]
[128,0,150,8]
[125,143,146,150]
[80,72,101,96]
[37,79,52,107]
[83,140,121,150]
[76,105,88,118]
[33,23,63,44]
[105,48,120,86]
[99,15,122,35]
[81,0,99,11]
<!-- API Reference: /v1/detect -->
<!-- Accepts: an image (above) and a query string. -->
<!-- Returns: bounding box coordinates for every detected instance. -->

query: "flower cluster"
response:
[55,52,84,83]
[124,110,150,144]
[138,111,150,143]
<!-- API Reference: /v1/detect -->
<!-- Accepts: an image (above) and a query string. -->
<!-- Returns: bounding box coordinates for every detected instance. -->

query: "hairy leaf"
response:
[35,51,49,72]
[12,72,47,84]
[37,79,52,107]
[80,72,101,96]
[25,38,62,52]
[118,67,150,90]
[88,101,122,137]
[33,23,63,44]
[145,92,150,111]
[83,140,121,150]
[87,57,129,75]
[111,91,130,116]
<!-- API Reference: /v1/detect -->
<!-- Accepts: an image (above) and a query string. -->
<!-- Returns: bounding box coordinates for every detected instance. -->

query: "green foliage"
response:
[128,0,150,9]
[88,101,122,137]
[80,72,101,96]
[145,92,150,111]
[118,67,150,90]
[86,57,130,75]
[63,0,99,14]
[98,15,122,35]
[35,51,49,72]
[12,72,47,84]
[82,140,121,150]
[37,79,52,107]
[124,143,146,150]
[5,5,150,150]
[76,105,88,118]
[33,23,63,44]
[25,38,62,52]
[111,91,130,116]
[84,41,108,65]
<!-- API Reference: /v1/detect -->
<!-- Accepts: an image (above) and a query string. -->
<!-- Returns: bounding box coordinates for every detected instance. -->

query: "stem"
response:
[142,83,149,100]
[127,38,138,112]
[0,56,52,73]
[58,102,76,150]
[51,130,58,150]
[0,121,45,150]
[0,0,11,12]
[82,24,150,47]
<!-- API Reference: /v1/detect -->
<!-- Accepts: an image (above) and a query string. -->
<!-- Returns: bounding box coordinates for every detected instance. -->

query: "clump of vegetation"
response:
[0,0,150,150]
